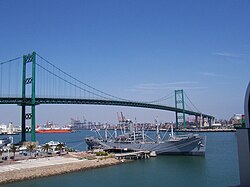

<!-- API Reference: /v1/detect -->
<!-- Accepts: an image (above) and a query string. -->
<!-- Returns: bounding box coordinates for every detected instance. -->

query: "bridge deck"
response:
[0,97,214,118]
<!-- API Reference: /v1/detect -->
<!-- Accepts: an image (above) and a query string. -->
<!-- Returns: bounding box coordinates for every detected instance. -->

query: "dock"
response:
[114,151,151,160]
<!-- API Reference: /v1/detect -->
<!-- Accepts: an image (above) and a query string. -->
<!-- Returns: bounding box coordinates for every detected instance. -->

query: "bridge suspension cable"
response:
[36,54,130,101]
[0,53,203,114]
[146,92,174,105]
[183,91,200,113]
[0,57,22,66]
[36,63,112,100]
[0,56,22,97]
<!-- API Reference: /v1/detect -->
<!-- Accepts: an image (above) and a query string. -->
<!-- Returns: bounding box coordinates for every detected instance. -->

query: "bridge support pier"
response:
[208,117,211,128]
[21,105,26,142]
[175,90,186,128]
[21,52,36,142]
[199,114,203,128]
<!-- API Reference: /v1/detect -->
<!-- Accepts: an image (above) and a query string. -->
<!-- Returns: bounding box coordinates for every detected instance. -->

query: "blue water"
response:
[1,131,240,187]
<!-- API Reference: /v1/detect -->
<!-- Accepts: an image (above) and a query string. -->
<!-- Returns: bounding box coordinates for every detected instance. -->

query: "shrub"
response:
[96,151,108,156]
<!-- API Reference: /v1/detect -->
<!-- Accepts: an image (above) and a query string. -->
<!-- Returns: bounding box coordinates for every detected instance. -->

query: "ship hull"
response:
[36,129,72,133]
[85,135,206,156]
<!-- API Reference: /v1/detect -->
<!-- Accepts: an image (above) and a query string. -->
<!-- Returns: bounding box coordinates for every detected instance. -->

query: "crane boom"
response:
[121,112,125,122]
[117,112,121,123]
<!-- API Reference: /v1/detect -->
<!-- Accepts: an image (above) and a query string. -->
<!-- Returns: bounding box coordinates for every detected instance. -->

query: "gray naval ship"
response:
[85,122,206,156]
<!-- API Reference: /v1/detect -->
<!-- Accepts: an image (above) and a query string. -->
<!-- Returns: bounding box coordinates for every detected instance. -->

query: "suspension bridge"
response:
[0,52,214,142]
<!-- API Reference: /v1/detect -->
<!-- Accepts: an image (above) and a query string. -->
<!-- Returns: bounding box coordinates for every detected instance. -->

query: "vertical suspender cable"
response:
[45,59,47,97]
[16,60,19,97]
[37,61,40,97]
[80,82,82,98]
[47,59,49,97]
[0,65,2,97]
[43,59,45,97]
[64,71,66,98]
[8,61,11,96]
[75,79,76,98]
[53,65,55,97]
[57,66,60,97]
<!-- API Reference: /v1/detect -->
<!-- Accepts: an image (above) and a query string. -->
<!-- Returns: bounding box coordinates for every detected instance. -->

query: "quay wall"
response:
[0,157,122,185]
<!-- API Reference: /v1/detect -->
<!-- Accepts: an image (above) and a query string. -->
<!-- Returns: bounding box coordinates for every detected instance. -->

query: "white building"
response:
[7,122,14,134]
[0,123,7,134]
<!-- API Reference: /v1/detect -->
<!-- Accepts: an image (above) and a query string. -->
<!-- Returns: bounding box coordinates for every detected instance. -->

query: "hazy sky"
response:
[0,0,249,125]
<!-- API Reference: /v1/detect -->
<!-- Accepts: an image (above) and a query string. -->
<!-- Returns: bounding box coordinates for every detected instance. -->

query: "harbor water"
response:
[1,131,239,187]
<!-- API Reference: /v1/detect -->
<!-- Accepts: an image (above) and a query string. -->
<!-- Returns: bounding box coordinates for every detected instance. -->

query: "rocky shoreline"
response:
[0,157,123,185]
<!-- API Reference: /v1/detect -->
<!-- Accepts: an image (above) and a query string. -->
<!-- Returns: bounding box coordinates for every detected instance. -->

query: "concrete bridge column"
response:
[212,118,215,125]
[208,117,212,128]
[195,115,198,125]
[199,114,203,128]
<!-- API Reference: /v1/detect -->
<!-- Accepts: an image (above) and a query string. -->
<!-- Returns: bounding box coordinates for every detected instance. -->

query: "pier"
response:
[114,151,151,160]
[103,148,152,160]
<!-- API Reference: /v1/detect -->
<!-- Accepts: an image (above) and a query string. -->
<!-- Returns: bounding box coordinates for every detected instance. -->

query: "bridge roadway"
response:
[0,97,214,119]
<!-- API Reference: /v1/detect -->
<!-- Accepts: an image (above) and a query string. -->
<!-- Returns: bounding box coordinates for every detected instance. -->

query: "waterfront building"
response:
[7,123,14,134]
[0,123,7,134]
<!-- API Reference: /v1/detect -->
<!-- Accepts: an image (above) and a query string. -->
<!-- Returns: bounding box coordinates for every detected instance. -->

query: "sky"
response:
[0,0,249,125]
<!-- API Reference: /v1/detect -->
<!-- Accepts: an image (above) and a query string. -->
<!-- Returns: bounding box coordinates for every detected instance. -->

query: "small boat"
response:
[0,137,13,148]
[43,141,66,154]
[85,121,206,156]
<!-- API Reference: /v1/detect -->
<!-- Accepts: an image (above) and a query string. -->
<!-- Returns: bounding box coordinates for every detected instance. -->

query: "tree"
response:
[42,144,51,156]
[56,143,65,155]
[26,142,36,157]
[10,145,18,160]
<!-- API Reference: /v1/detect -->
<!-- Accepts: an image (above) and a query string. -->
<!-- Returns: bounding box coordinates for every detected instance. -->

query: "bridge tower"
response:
[175,89,186,129]
[21,52,36,142]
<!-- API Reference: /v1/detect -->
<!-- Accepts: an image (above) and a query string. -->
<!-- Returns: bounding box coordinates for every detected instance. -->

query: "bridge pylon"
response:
[175,89,186,129]
[21,52,36,142]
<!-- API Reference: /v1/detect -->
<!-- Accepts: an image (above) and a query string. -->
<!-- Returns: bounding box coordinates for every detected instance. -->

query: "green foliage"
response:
[10,145,18,159]
[55,143,65,152]
[95,151,108,156]
[26,142,36,156]
[42,144,51,155]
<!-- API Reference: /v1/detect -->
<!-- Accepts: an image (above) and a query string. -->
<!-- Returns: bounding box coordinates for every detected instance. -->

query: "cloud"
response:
[214,52,242,58]
[199,72,227,78]
[136,82,196,90]
[127,81,207,92]
[138,81,198,89]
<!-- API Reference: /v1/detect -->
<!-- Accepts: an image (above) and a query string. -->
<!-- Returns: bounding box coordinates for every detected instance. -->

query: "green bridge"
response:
[0,52,214,142]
